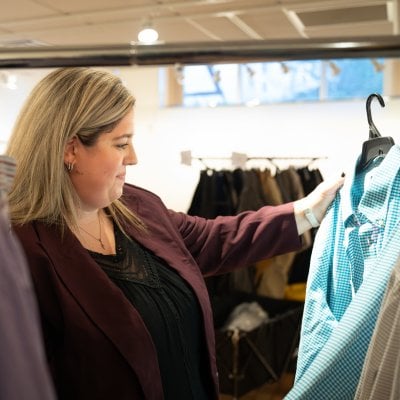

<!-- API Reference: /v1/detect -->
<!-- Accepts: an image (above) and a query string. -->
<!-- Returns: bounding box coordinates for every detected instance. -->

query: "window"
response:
[180,58,384,107]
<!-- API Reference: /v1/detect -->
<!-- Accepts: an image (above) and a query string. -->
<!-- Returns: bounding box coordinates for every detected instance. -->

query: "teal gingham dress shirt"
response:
[285,144,400,400]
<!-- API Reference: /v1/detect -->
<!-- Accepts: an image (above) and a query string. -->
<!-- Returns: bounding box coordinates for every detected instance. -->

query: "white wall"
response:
[1,66,399,212]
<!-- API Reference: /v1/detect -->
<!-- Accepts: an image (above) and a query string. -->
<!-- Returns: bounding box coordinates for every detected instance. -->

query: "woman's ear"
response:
[64,136,77,164]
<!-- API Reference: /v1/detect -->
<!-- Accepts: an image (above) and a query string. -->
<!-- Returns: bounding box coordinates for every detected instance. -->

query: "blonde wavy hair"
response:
[6,67,144,233]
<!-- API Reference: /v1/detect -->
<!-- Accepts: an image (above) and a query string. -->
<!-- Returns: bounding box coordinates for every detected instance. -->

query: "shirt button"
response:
[376,219,385,228]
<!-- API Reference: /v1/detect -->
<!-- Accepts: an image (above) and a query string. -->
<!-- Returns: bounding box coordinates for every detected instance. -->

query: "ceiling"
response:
[0,0,399,67]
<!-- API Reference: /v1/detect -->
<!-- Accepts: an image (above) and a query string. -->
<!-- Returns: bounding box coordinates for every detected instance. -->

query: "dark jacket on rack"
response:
[12,183,301,400]
[188,169,236,218]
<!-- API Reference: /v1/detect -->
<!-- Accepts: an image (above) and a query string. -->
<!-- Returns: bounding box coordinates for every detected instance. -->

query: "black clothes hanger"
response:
[358,93,395,170]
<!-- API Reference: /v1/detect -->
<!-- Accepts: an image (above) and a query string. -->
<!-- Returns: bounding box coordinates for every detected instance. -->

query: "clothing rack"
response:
[180,150,327,169]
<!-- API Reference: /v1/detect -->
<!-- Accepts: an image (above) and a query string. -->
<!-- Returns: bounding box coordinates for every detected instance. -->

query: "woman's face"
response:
[68,109,136,211]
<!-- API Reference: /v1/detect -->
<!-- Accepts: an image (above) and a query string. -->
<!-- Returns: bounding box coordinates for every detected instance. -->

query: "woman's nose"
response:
[126,144,138,165]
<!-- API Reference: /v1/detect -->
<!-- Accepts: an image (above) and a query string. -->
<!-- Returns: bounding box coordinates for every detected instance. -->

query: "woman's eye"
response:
[116,143,128,149]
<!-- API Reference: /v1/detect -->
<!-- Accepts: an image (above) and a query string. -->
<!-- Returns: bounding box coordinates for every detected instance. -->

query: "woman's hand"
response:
[294,175,345,235]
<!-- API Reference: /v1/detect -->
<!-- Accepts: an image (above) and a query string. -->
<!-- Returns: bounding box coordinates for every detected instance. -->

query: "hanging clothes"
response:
[0,156,56,400]
[230,169,269,294]
[257,168,283,205]
[296,166,324,196]
[187,164,323,299]
[286,145,400,399]
[354,252,400,400]
[188,169,249,296]
[275,166,312,250]
[234,169,267,213]
[255,168,296,299]
[287,167,323,285]
[187,169,236,218]
[256,166,320,299]
[0,213,56,400]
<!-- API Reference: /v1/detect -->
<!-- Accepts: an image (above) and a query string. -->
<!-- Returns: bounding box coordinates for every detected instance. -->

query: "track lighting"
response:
[213,70,221,83]
[371,58,385,72]
[280,62,290,74]
[174,63,184,85]
[328,61,341,76]
[0,72,17,90]
[245,65,256,78]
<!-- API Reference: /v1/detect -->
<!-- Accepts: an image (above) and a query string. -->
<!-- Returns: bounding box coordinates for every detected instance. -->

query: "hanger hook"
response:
[366,93,385,138]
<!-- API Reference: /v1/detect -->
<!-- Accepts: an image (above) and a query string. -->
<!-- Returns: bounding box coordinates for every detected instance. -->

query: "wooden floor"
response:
[219,373,294,400]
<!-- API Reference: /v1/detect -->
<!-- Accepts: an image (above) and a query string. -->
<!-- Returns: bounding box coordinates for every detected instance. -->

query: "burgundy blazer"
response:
[13,183,301,400]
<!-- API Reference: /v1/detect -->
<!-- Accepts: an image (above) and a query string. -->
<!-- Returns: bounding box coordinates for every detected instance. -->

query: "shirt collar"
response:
[341,144,400,227]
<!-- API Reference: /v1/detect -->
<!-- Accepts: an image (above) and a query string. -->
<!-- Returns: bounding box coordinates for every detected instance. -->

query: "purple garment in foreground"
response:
[0,211,56,400]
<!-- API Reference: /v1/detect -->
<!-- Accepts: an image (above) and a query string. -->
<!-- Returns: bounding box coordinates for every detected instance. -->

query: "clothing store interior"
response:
[1,1,400,399]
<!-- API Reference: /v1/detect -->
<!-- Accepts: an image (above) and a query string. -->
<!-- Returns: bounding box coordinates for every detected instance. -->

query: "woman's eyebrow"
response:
[113,133,133,140]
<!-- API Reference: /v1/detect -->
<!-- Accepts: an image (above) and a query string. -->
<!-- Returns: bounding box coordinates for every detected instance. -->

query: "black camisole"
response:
[88,223,212,399]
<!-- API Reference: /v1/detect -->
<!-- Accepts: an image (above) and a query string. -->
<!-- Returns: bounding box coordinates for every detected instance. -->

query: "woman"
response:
[7,67,343,400]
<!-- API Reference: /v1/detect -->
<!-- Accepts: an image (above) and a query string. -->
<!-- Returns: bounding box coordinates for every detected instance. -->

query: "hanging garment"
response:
[286,145,400,400]
[188,169,240,297]
[230,169,267,293]
[255,169,296,299]
[188,169,236,218]
[354,253,400,399]
[275,167,307,203]
[235,169,267,213]
[0,155,56,400]
[297,166,324,196]
[284,167,323,299]
[275,167,312,250]
[257,168,283,206]
[0,213,56,400]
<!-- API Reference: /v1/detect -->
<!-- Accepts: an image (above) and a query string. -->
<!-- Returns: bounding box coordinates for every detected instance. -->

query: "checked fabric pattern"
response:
[354,255,400,399]
[285,145,400,400]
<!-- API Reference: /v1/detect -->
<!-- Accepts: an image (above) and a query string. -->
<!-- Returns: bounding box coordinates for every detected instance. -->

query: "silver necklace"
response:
[78,212,105,250]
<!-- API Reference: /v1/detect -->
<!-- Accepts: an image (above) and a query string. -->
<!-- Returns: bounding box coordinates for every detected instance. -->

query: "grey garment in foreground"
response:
[354,252,400,400]
[0,211,56,400]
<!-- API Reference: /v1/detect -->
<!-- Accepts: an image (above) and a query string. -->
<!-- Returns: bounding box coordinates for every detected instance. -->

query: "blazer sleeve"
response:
[169,202,301,276]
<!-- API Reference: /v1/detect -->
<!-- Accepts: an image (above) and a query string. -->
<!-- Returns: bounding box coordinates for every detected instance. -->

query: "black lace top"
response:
[88,223,212,400]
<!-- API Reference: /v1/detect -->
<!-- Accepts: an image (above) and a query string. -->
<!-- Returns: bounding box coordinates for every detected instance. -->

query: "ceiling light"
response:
[138,21,159,44]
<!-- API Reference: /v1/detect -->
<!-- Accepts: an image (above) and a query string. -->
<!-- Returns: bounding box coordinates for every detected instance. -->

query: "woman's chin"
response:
[111,187,124,202]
